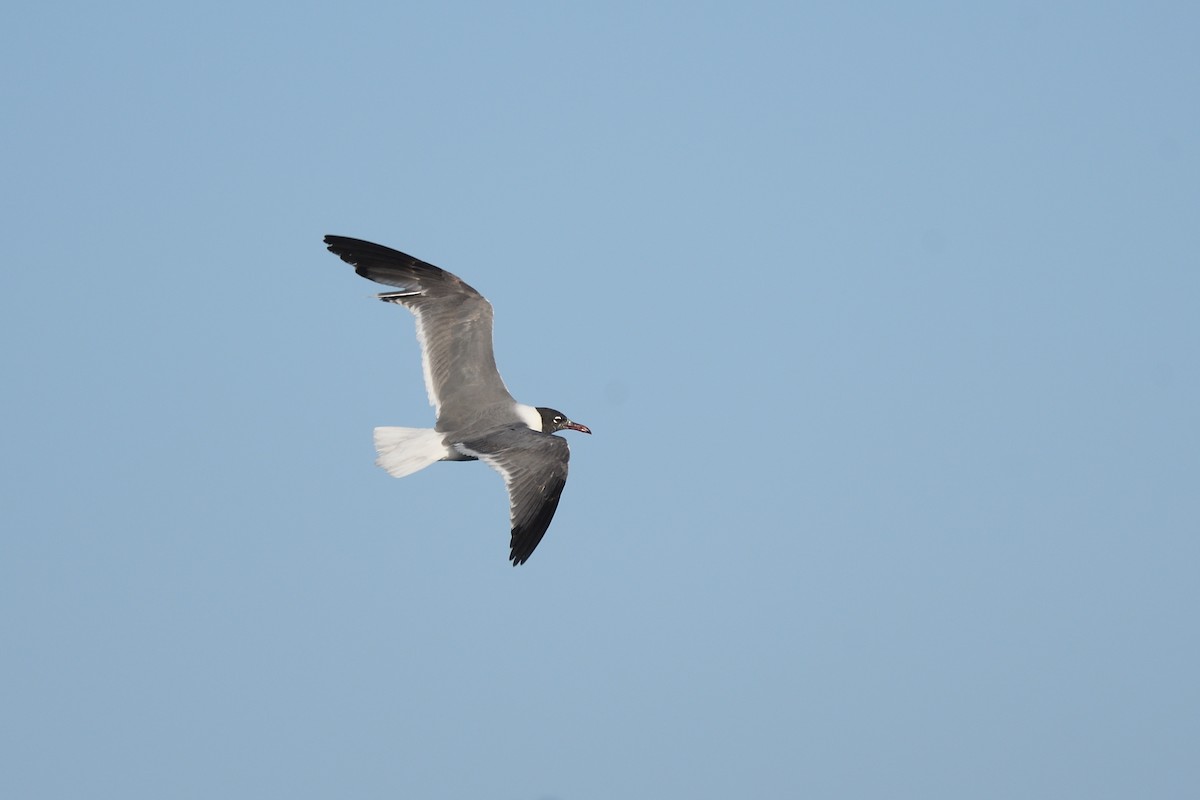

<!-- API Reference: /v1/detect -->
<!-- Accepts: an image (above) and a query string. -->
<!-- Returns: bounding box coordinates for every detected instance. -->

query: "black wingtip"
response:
[508,510,560,566]
[509,529,532,566]
[323,234,363,262]
[509,531,532,566]
[323,234,401,259]
[322,234,467,294]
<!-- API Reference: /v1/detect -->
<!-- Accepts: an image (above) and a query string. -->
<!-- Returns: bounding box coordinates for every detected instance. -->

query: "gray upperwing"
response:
[456,428,572,566]
[324,236,517,430]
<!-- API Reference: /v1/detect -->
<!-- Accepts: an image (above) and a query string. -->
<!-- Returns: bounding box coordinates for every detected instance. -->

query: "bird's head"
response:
[537,407,592,435]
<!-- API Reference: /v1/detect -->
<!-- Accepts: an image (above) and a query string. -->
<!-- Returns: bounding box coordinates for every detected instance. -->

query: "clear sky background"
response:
[2,2,1197,798]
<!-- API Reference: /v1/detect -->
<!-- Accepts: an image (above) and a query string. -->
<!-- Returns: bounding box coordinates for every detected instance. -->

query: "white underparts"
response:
[373,427,450,478]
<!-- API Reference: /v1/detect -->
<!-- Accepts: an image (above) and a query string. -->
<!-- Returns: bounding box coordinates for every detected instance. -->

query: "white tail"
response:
[373,427,449,478]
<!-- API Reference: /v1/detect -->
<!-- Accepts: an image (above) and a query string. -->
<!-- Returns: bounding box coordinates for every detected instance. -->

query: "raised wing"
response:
[455,428,572,566]
[324,235,516,432]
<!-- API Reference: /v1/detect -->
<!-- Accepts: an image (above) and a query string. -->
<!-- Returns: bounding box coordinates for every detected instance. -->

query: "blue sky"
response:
[2,2,1197,798]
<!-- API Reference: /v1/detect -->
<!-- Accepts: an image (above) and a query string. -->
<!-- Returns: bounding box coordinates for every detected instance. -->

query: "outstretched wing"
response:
[324,235,516,432]
[455,428,572,566]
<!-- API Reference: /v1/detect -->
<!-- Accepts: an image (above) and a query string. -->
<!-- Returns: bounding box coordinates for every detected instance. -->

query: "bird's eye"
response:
[554,416,563,423]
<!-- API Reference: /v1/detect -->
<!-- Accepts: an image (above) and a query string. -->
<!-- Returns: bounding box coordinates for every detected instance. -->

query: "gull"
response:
[325,235,591,565]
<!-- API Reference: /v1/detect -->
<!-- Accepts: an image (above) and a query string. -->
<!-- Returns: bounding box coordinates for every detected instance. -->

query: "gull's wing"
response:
[324,235,516,432]
[455,428,572,566]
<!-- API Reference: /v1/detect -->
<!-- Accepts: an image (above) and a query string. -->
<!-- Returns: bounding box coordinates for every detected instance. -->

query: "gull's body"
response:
[324,235,590,565]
